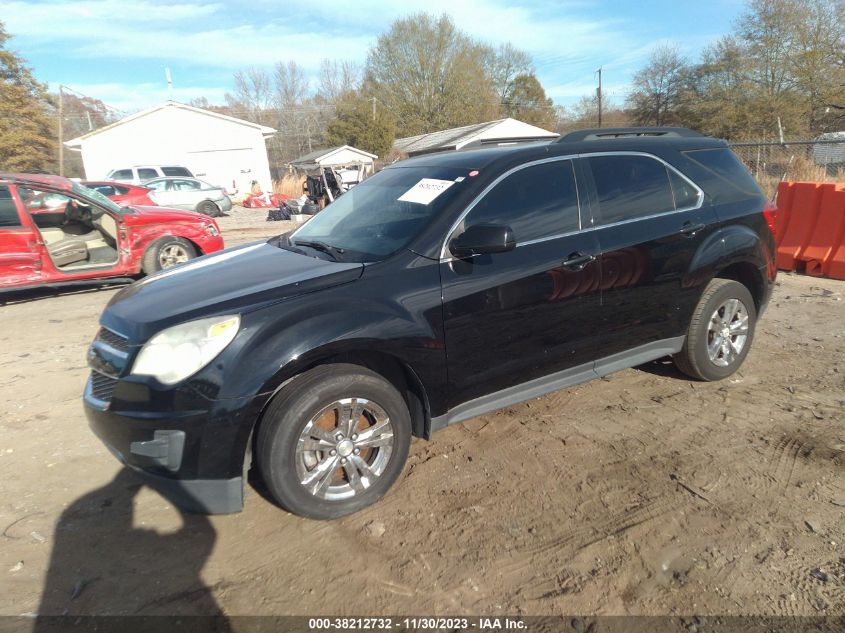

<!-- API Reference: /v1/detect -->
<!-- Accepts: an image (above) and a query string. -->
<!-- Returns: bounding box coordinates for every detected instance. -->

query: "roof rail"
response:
[459,136,557,151]
[557,127,705,143]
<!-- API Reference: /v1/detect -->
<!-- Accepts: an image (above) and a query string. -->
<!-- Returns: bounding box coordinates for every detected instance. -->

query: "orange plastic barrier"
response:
[774,181,795,245]
[774,181,845,280]
[775,182,823,271]
[800,185,845,277]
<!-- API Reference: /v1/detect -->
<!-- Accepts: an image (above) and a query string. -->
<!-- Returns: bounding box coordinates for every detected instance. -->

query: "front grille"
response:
[96,327,130,352]
[90,371,117,402]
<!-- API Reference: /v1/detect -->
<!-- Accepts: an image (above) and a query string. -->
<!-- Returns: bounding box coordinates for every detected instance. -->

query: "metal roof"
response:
[393,118,558,156]
[290,145,378,165]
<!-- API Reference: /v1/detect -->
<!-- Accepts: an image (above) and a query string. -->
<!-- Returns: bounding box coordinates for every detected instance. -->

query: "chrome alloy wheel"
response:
[295,398,394,501]
[706,298,749,367]
[159,243,191,268]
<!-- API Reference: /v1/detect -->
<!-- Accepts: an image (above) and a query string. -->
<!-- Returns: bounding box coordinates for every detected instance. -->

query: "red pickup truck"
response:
[0,173,224,291]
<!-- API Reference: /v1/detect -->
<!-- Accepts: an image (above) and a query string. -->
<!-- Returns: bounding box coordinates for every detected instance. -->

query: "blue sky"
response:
[0,0,745,114]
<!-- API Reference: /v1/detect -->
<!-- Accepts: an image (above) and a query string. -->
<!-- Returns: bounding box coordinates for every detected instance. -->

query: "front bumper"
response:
[84,375,257,514]
[217,196,233,213]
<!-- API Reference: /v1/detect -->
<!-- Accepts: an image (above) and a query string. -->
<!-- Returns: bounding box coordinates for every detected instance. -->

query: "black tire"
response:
[196,200,221,217]
[673,279,757,381]
[257,364,411,520]
[141,236,198,274]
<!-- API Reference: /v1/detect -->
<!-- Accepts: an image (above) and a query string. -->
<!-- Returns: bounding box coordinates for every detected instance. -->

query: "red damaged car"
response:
[81,181,156,207]
[0,173,224,291]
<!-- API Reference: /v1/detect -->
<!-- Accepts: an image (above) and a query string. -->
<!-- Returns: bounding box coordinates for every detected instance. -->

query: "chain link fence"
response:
[729,139,845,199]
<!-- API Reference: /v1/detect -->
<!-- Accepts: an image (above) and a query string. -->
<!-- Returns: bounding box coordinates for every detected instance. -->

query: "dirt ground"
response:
[1,205,843,618]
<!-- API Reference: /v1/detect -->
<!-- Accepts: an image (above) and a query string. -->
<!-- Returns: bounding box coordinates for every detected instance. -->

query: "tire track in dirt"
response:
[767,435,812,491]
[491,491,684,599]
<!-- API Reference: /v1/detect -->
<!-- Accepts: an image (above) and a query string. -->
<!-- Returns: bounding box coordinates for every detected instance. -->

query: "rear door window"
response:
[587,155,675,225]
[465,160,580,243]
[137,168,158,180]
[0,186,22,227]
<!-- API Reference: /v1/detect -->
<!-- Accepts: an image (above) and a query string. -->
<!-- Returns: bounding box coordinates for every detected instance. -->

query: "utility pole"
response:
[596,66,603,128]
[372,96,377,121]
[58,85,64,177]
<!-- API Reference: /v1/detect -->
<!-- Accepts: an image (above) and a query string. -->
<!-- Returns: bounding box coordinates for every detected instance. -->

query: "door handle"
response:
[680,222,706,237]
[562,252,596,271]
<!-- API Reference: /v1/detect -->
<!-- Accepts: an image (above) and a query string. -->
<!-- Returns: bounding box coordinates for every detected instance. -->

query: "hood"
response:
[120,205,208,225]
[102,241,364,341]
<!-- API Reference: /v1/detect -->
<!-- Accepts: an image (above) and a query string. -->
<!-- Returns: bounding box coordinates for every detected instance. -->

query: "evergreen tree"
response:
[0,21,55,172]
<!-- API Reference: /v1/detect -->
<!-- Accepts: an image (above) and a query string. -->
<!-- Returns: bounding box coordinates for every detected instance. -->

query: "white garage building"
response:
[65,101,276,193]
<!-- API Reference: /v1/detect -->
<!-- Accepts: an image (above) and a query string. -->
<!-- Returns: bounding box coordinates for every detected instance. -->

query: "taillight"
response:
[762,201,777,235]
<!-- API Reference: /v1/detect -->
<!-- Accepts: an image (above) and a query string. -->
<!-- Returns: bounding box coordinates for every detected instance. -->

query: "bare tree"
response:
[626,44,689,126]
[483,42,534,104]
[226,67,274,126]
[365,13,499,136]
[274,61,308,108]
[317,59,361,103]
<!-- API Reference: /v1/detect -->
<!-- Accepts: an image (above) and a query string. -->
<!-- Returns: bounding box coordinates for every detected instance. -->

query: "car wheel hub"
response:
[159,244,190,268]
[337,439,354,457]
[706,298,749,367]
[295,397,394,501]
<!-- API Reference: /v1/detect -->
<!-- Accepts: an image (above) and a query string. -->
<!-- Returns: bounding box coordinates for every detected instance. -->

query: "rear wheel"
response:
[196,200,221,217]
[673,279,757,381]
[141,236,197,274]
[257,364,411,519]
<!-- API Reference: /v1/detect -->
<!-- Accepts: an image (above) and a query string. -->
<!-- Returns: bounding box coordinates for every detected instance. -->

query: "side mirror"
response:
[449,224,516,258]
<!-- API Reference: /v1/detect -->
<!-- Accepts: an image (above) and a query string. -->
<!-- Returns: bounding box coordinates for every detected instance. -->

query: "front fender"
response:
[221,253,447,411]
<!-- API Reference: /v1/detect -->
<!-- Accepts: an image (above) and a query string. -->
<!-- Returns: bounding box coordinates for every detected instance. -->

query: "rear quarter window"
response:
[682,148,762,197]
[0,186,22,227]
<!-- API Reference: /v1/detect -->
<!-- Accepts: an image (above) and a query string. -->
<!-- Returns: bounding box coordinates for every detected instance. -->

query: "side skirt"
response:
[430,336,685,433]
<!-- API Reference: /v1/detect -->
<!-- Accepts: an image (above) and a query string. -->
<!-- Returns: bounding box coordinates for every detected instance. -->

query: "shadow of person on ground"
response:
[35,468,231,629]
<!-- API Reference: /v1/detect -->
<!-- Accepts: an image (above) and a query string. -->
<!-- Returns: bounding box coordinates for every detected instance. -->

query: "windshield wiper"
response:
[293,239,345,261]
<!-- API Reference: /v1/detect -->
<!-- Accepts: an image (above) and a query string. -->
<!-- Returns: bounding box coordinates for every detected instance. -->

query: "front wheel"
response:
[673,279,757,381]
[141,236,198,274]
[257,364,411,519]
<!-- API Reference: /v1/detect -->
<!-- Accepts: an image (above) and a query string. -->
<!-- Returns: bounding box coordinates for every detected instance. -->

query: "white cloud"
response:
[53,81,230,112]
[0,0,222,28]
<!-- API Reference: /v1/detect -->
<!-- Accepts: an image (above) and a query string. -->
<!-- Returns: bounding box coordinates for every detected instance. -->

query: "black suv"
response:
[84,127,777,519]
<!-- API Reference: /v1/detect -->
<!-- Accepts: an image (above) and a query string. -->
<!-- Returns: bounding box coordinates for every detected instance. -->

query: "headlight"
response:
[131,315,240,385]
[205,223,219,236]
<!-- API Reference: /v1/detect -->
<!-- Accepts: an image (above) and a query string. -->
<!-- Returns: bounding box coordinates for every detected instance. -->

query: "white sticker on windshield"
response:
[397,178,455,205]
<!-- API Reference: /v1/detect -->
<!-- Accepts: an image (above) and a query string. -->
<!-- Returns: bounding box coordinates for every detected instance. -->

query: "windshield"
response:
[71,181,123,214]
[291,166,472,262]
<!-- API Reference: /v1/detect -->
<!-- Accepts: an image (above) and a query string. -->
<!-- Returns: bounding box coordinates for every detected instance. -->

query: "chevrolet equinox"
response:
[84,127,777,519]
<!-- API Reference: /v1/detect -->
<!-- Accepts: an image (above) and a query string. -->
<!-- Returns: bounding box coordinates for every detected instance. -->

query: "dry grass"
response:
[274,174,305,198]
[733,146,845,199]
